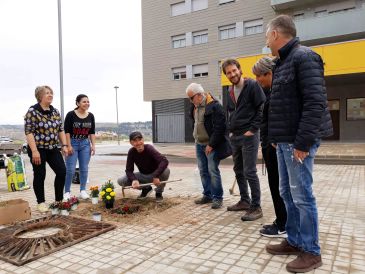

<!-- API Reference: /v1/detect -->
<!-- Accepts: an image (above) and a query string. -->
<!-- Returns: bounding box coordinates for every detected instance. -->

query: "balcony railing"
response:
[295,8,365,42]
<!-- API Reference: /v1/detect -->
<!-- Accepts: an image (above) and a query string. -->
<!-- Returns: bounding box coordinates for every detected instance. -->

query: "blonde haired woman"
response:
[24,85,68,212]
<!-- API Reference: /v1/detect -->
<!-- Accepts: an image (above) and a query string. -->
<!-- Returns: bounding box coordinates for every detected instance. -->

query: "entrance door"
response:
[155,113,185,143]
[324,100,340,140]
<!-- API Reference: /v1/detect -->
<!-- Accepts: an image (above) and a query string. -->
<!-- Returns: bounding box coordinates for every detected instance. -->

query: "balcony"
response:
[296,8,365,42]
[271,0,323,11]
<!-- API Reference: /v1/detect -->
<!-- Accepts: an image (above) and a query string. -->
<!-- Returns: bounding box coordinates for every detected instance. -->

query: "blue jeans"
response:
[230,132,261,207]
[65,138,91,193]
[277,141,321,255]
[196,144,223,201]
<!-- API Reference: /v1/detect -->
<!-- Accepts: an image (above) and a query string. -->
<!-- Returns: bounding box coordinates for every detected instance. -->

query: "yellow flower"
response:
[106,188,112,193]
[110,192,115,197]
[106,195,111,200]
[100,191,105,196]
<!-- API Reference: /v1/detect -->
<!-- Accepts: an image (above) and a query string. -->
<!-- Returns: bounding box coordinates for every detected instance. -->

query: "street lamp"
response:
[57,0,65,120]
[114,86,120,145]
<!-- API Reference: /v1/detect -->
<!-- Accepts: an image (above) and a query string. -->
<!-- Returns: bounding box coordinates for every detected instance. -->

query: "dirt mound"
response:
[71,196,192,226]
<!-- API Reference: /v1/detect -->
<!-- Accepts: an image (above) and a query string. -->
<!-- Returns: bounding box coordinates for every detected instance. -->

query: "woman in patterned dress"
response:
[24,85,68,213]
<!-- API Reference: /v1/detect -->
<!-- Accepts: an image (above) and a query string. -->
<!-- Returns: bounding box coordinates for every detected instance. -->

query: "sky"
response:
[0,0,151,125]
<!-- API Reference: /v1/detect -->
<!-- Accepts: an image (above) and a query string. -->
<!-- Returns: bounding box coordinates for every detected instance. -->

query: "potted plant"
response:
[49,201,60,215]
[59,201,71,216]
[90,186,99,204]
[69,196,79,210]
[100,180,116,209]
[92,212,102,222]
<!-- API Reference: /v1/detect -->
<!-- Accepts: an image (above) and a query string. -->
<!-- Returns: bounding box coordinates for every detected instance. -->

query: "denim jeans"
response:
[230,132,261,207]
[195,143,223,201]
[117,168,170,194]
[65,138,91,193]
[276,140,321,255]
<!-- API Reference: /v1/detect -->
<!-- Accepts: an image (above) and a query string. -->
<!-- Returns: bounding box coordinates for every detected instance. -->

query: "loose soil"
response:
[71,196,194,226]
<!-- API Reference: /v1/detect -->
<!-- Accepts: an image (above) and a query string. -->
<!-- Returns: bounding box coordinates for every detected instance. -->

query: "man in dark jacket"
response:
[265,15,333,273]
[222,59,266,221]
[186,83,231,209]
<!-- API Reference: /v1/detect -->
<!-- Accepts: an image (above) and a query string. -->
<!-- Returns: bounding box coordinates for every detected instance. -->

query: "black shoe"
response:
[138,186,152,198]
[263,222,276,229]
[241,206,263,221]
[260,224,287,238]
[194,196,212,204]
[211,199,223,209]
[155,192,163,202]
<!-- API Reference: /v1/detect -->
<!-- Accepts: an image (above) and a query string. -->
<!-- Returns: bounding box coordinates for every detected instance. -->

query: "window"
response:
[219,24,236,40]
[219,0,235,4]
[329,7,356,14]
[172,67,187,80]
[244,19,263,36]
[172,34,186,48]
[193,30,208,45]
[192,0,208,12]
[193,64,208,78]
[347,98,365,120]
[315,10,327,17]
[171,2,186,16]
[293,13,305,20]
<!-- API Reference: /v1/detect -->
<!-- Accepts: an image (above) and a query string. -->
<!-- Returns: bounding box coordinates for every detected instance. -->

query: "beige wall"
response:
[142,0,275,101]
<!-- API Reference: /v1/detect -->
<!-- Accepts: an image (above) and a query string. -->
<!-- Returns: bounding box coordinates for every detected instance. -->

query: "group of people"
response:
[187,15,333,273]
[24,87,171,208]
[24,86,96,212]
[24,14,332,273]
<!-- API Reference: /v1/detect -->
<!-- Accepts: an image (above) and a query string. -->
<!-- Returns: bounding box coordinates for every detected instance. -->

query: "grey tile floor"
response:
[0,153,364,274]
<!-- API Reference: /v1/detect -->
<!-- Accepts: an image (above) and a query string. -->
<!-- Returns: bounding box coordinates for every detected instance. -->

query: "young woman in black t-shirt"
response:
[64,94,96,200]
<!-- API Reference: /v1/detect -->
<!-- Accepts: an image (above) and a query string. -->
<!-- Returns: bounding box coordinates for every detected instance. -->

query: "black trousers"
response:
[262,145,287,231]
[28,148,66,203]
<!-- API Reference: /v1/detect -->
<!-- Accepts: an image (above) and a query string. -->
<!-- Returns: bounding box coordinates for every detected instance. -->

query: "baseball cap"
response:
[129,131,143,141]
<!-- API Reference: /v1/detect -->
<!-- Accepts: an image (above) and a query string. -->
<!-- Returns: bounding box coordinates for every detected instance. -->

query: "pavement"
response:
[0,142,364,274]
[102,141,365,165]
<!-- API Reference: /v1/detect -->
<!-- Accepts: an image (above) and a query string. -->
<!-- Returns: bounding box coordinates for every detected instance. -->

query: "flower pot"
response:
[91,197,98,204]
[60,209,69,216]
[92,212,102,221]
[51,208,59,215]
[71,204,78,210]
[105,201,114,209]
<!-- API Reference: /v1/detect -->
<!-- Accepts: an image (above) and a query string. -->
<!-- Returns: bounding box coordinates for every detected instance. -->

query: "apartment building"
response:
[142,0,365,142]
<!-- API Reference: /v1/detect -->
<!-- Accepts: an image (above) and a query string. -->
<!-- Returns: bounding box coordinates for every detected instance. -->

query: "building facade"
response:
[142,0,365,142]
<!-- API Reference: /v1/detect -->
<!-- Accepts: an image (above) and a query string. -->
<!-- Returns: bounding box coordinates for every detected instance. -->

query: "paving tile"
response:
[0,154,363,274]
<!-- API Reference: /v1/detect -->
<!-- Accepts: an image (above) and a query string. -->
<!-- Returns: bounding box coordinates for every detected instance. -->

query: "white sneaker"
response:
[37,203,49,213]
[79,190,89,200]
[63,192,71,200]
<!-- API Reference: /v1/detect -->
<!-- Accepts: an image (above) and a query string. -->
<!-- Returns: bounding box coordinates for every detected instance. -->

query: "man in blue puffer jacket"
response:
[265,15,333,273]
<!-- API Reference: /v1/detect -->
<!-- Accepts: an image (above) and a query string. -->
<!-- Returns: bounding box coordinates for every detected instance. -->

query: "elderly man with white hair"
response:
[186,83,231,209]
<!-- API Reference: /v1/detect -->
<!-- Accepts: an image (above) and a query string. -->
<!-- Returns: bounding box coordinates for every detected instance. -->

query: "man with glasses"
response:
[186,83,231,209]
[222,59,266,221]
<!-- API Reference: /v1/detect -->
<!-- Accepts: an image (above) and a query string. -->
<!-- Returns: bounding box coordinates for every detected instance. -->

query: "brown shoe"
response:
[227,200,250,211]
[266,239,301,255]
[286,252,322,273]
[241,206,263,221]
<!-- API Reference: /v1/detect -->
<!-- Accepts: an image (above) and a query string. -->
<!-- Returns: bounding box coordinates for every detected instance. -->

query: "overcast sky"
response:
[0,0,151,125]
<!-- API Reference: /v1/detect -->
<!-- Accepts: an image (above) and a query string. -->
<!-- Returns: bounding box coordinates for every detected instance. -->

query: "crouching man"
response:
[117,131,170,201]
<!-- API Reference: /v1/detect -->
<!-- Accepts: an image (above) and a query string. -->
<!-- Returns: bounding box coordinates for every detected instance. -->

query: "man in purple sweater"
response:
[117,131,170,201]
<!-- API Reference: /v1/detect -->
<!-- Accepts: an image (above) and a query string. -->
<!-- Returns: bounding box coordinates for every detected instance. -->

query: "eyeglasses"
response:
[189,94,198,102]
